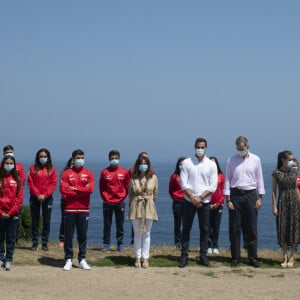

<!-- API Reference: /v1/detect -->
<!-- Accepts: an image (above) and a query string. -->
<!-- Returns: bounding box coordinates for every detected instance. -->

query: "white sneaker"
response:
[213,248,220,255]
[207,248,213,254]
[79,259,91,270]
[5,261,12,271]
[63,259,72,271]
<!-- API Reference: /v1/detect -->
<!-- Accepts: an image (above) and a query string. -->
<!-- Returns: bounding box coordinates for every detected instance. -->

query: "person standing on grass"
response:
[272,151,300,268]
[207,156,225,255]
[0,155,24,271]
[28,148,57,251]
[100,150,129,252]
[60,149,94,271]
[224,136,265,268]
[58,158,72,247]
[169,157,186,248]
[178,137,218,268]
[128,155,158,268]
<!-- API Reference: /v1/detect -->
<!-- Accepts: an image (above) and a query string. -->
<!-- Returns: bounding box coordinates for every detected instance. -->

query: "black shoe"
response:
[30,244,38,251]
[230,259,239,267]
[179,257,188,268]
[41,244,49,251]
[199,257,210,267]
[249,259,260,268]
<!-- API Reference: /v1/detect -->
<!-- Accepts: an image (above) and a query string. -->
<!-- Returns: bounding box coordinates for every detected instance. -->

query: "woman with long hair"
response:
[28,148,57,251]
[272,150,300,267]
[169,157,186,248]
[128,155,158,268]
[0,155,24,270]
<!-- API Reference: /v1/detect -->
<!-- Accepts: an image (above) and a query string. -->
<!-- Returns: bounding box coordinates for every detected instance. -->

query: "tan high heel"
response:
[135,259,141,268]
[281,254,288,268]
[287,256,294,268]
[142,259,149,268]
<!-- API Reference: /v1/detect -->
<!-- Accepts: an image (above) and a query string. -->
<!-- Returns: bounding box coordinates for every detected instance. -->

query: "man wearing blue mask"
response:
[99,150,130,252]
[224,136,265,268]
[179,138,218,268]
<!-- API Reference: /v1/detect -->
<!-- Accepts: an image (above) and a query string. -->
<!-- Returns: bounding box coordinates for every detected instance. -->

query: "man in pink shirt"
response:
[224,136,265,268]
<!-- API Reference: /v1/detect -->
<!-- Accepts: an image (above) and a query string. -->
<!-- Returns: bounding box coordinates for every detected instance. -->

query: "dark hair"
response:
[3,145,14,153]
[209,156,223,174]
[194,138,207,148]
[0,155,20,194]
[63,158,73,171]
[34,148,53,173]
[235,136,249,147]
[293,158,298,167]
[131,156,154,179]
[72,149,84,158]
[109,150,120,159]
[173,157,186,175]
[138,152,148,159]
[277,150,293,169]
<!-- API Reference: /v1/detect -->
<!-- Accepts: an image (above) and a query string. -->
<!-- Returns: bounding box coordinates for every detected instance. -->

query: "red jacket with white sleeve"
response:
[27,165,57,198]
[169,174,185,202]
[99,166,129,205]
[60,166,94,213]
[210,173,225,206]
[0,174,24,216]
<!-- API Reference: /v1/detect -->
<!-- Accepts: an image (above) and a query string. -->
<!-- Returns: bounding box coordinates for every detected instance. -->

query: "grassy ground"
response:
[13,240,296,269]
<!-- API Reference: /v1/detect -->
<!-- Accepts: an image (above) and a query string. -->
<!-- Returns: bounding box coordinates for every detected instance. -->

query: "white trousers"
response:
[132,219,153,259]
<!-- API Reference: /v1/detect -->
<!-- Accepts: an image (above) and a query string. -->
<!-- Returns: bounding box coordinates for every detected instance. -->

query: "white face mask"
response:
[287,160,294,168]
[237,150,247,157]
[195,148,205,157]
[5,152,14,157]
[74,159,84,168]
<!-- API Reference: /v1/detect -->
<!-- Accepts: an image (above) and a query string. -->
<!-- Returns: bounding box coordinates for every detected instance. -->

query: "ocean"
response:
[20,160,278,249]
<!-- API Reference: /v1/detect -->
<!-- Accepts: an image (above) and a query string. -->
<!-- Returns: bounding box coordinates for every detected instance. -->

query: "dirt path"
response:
[1,265,299,300]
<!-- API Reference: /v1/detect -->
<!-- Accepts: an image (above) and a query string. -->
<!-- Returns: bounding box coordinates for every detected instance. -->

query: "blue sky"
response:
[1,1,299,164]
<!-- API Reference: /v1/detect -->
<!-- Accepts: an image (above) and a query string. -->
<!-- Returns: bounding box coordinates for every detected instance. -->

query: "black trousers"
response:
[64,212,89,261]
[0,214,19,262]
[229,189,258,261]
[181,200,210,259]
[30,196,53,245]
[103,203,125,245]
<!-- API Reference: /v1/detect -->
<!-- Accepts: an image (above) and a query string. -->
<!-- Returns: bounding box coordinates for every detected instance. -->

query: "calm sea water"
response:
[21,160,278,249]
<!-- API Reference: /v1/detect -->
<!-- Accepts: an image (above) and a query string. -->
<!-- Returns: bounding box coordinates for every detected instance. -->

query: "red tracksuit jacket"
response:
[60,166,94,213]
[169,173,185,202]
[99,166,129,205]
[210,173,225,206]
[0,174,24,216]
[27,165,57,198]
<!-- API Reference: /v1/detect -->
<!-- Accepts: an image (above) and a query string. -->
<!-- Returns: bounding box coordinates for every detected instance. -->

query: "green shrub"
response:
[18,205,43,240]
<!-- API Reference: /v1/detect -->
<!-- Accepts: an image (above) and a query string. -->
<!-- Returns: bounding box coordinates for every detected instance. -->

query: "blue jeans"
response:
[103,203,125,245]
[208,206,223,249]
[0,214,19,262]
[30,196,53,245]
[64,212,89,261]
[181,200,210,259]
[172,200,184,245]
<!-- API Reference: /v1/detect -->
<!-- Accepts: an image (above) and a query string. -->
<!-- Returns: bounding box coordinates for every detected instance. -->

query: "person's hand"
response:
[70,186,77,191]
[227,201,234,210]
[210,204,218,210]
[273,207,278,216]
[0,213,10,219]
[38,195,45,202]
[191,196,202,208]
[255,198,262,210]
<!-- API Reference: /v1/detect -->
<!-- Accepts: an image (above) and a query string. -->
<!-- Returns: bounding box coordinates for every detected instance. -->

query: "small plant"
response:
[18,204,43,241]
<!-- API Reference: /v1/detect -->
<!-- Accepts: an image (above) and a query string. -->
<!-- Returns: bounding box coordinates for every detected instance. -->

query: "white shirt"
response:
[180,155,218,203]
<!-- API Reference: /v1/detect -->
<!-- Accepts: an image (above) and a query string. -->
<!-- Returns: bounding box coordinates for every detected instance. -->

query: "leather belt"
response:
[230,188,256,194]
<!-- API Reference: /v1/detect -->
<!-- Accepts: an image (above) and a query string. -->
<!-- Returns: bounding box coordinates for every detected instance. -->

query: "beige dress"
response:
[128,175,158,231]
